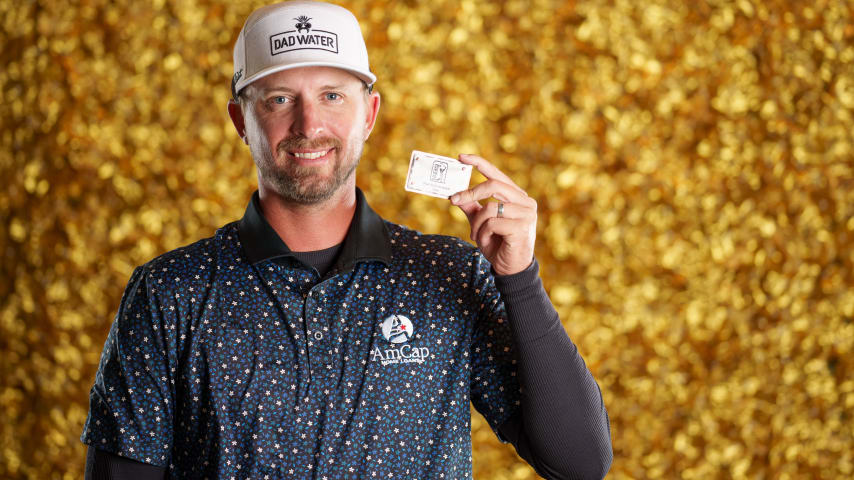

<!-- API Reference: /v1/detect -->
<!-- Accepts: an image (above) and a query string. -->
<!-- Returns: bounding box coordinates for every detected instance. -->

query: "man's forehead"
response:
[248,66,364,93]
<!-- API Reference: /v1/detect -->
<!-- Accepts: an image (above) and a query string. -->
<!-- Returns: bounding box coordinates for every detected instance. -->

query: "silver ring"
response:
[496,202,505,218]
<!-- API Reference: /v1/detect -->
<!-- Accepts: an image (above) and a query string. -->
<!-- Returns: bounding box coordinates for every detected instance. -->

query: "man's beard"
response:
[252,133,362,205]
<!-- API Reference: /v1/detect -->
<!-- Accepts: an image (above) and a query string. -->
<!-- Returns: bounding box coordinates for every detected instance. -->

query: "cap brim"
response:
[236,62,376,96]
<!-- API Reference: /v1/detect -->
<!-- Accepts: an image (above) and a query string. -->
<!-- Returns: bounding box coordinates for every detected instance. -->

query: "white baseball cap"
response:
[231,1,376,99]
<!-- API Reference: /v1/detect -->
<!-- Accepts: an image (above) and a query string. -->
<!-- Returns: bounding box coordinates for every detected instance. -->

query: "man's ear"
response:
[363,90,381,141]
[227,99,248,144]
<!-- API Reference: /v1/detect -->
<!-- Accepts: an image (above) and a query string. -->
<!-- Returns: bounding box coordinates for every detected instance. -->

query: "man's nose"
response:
[291,100,325,138]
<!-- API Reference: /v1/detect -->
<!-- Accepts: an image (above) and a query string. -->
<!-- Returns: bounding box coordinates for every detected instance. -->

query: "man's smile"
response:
[286,147,336,164]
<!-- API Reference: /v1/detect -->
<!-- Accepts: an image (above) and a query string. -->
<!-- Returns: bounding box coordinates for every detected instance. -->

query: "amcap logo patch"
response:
[381,314,413,344]
[270,15,339,56]
[372,315,430,366]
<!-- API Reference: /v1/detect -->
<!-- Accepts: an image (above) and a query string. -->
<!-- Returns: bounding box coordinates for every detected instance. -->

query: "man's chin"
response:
[259,154,358,204]
[267,176,341,205]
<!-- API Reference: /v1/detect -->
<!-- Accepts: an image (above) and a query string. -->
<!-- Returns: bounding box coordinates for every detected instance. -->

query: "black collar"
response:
[237,187,392,271]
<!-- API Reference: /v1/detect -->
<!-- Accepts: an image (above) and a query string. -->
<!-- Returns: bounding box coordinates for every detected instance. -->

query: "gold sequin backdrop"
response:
[1,0,852,478]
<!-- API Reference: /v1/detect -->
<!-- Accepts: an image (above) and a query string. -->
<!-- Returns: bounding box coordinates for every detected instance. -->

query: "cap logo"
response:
[294,16,312,33]
[231,69,243,99]
[269,15,339,56]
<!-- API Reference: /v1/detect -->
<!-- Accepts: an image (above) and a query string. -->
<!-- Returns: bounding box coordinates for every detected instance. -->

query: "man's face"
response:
[236,66,380,204]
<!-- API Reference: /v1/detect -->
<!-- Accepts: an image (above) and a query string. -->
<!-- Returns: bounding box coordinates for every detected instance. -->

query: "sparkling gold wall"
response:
[1,0,852,478]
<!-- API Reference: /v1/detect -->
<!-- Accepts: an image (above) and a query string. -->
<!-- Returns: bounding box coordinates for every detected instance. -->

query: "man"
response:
[81,1,612,479]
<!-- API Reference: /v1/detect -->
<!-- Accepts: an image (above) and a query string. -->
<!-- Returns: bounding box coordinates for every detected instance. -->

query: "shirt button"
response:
[314,331,323,340]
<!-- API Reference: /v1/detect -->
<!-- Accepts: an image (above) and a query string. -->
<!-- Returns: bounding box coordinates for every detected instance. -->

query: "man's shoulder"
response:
[383,221,475,254]
[380,220,497,295]
[136,221,243,287]
[382,220,493,270]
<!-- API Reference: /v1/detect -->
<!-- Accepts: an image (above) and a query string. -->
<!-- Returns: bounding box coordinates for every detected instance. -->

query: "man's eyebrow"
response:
[258,86,297,95]
[258,84,353,95]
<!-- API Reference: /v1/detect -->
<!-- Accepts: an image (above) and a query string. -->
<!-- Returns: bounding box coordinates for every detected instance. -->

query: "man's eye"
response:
[325,93,341,101]
[273,96,287,104]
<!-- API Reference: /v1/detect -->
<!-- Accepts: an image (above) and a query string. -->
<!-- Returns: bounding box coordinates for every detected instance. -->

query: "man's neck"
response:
[257,181,357,253]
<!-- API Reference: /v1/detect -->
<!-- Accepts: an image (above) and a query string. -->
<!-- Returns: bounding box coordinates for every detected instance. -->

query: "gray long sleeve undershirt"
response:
[85,248,612,480]
[493,258,612,479]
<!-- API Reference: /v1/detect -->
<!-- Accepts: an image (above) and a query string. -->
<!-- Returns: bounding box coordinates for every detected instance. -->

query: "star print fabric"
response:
[81,220,521,479]
[83,265,176,467]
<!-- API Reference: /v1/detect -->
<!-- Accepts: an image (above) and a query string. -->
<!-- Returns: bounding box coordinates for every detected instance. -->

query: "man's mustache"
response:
[277,136,342,153]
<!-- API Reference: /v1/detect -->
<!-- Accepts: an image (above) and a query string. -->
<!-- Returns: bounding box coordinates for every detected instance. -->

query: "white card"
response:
[404,150,472,199]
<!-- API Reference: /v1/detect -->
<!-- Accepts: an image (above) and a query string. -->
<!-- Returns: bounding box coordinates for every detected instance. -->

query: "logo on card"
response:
[270,15,339,55]
[372,314,430,366]
[430,161,448,184]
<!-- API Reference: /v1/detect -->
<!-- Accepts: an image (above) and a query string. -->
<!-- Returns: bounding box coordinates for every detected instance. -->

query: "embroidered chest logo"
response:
[372,315,431,366]
[381,314,413,343]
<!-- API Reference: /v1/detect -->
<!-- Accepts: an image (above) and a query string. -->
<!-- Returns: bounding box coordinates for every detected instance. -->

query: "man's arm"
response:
[494,259,612,480]
[449,153,611,478]
[85,446,167,480]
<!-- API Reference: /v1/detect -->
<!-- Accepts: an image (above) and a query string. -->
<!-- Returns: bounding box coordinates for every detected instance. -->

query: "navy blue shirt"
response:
[81,188,522,479]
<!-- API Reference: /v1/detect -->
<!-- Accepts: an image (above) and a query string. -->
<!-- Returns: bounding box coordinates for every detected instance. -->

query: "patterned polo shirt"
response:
[81,188,522,479]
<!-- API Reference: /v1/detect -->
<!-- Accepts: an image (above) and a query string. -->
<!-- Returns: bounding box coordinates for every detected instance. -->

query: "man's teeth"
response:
[293,150,328,160]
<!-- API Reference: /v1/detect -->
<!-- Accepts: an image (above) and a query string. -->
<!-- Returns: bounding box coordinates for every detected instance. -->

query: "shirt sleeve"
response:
[80,265,176,468]
[468,251,523,441]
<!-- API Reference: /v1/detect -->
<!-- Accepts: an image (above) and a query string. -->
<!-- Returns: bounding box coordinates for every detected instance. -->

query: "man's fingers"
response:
[454,200,481,222]
[457,154,525,192]
[450,179,530,207]
[475,216,528,249]
[468,201,533,240]
[446,154,538,275]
